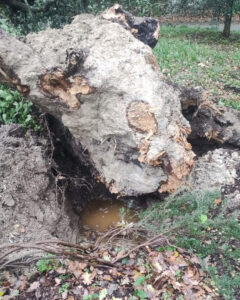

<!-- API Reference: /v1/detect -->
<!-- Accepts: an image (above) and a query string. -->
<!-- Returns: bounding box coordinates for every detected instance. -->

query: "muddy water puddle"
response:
[80,198,136,231]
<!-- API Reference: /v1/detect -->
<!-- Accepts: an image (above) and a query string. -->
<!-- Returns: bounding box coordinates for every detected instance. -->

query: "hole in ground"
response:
[46,114,146,232]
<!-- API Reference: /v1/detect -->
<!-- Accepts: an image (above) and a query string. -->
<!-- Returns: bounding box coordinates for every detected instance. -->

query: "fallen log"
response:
[0,12,195,196]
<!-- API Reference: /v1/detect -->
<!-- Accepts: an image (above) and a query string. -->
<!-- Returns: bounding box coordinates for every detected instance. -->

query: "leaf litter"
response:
[0,244,219,299]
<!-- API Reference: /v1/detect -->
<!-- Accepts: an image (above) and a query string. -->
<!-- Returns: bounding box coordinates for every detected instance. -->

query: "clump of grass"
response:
[154,25,240,108]
[219,98,240,110]
[0,84,40,131]
[138,190,240,299]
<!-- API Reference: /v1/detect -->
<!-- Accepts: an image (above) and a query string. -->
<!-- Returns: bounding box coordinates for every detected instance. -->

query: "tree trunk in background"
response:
[223,0,234,37]
[82,0,88,11]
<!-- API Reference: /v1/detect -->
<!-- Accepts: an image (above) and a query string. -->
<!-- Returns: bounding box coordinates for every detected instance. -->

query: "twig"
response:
[112,226,180,263]
[94,226,123,249]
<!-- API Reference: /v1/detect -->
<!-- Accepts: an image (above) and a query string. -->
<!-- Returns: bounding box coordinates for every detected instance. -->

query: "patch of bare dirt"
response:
[0,123,81,245]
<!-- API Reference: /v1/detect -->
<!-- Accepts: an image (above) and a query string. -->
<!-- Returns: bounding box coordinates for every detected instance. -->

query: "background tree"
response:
[168,0,240,37]
[0,0,166,34]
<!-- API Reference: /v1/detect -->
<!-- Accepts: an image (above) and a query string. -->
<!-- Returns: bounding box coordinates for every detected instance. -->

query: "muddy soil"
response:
[0,118,145,248]
[0,123,81,245]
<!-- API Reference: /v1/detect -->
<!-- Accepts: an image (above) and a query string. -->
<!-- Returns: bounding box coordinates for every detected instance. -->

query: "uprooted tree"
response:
[0,7,239,197]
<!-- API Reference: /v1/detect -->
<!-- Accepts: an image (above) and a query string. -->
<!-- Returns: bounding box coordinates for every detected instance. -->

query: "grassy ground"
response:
[138,190,240,299]
[153,28,240,298]
[153,25,240,109]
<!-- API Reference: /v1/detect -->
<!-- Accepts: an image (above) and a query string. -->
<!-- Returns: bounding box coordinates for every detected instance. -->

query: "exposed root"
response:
[0,240,113,271]
[0,225,179,270]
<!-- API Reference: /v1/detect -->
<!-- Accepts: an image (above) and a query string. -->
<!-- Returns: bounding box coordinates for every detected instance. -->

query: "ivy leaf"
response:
[99,288,107,300]
[134,289,147,299]
[134,275,145,286]
[199,214,208,224]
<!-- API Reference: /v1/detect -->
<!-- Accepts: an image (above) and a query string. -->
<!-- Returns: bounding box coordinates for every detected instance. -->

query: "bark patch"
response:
[127,101,158,134]
[39,70,94,109]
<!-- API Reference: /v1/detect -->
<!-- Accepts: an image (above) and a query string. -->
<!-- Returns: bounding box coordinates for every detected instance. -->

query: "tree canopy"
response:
[0,0,239,36]
[168,0,240,37]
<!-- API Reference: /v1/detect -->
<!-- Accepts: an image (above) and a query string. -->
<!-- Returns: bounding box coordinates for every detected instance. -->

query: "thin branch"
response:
[112,226,180,263]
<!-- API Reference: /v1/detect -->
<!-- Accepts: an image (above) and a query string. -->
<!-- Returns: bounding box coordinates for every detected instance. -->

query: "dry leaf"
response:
[82,269,97,285]
[103,275,112,281]
[68,261,87,278]
[55,278,61,285]
[152,261,162,273]
[56,267,66,274]
[115,249,125,260]
[62,290,68,299]
[138,265,146,274]
[214,198,222,205]
[132,270,142,280]
[82,272,92,285]
[27,281,40,292]
[121,277,130,285]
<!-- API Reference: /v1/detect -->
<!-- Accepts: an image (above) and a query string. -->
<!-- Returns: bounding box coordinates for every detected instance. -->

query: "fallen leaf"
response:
[27,281,40,292]
[56,267,67,274]
[82,269,96,285]
[152,261,162,273]
[214,198,222,205]
[173,251,179,257]
[103,275,112,281]
[68,261,87,278]
[99,288,107,300]
[132,270,142,280]
[62,290,68,299]
[134,275,145,286]
[138,265,146,274]
[115,249,125,260]
[82,272,92,285]
[121,277,130,285]
[55,278,62,285]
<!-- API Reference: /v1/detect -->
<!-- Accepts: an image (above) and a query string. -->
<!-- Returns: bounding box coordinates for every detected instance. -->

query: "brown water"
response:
[80,198,135,231]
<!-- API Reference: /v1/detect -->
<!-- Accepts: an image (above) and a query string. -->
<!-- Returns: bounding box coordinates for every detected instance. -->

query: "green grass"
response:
[138,190,240,299]
[153,25,240,108]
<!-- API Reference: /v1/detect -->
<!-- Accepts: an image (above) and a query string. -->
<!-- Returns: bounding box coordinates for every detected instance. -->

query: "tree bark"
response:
[223,0,234,37]
[177,85,240,150]
[0,13,194,196]
[1,11,239,196]
[82,0,88,12]
[101,4,160,48]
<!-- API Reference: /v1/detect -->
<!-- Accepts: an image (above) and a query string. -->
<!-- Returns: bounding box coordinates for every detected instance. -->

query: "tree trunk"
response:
[82,0,88,11]
[0,11,196,196]
[223,0,234,37]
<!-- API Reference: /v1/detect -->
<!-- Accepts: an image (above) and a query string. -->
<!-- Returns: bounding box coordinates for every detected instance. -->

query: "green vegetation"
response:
[58,282,69,294]
[0,85,40,131]
[36,254,58,273]
[154,25,240,107]
[168,0,240,37]
[0,0,166,34]
[138,190,240,299]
